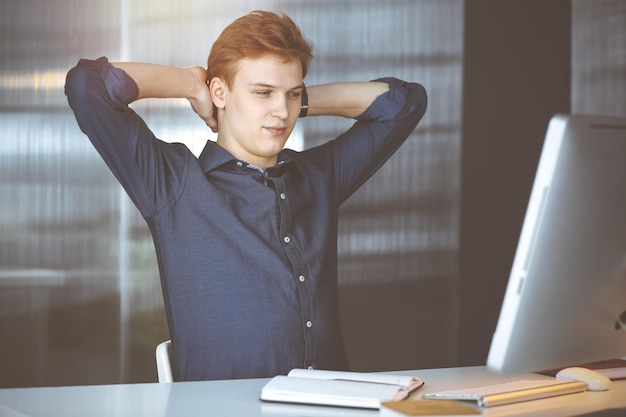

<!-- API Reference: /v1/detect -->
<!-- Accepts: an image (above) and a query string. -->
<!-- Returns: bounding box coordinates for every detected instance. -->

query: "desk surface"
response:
[0,366,624,417]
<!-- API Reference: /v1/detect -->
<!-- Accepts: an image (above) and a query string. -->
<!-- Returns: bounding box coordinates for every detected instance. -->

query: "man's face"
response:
[216,55,304,169]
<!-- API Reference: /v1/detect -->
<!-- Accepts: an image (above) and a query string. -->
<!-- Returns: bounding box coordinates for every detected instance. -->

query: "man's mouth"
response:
[265,126,287,136]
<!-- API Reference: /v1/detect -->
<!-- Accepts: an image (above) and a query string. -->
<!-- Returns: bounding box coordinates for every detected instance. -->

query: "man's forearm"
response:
[111,62,204,101]
[112,62,216,130]
[306,81,389,119]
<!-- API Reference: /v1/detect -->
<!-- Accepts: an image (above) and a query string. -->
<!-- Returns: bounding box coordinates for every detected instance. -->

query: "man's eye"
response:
[288,92,301,98]
[255,91,270,96]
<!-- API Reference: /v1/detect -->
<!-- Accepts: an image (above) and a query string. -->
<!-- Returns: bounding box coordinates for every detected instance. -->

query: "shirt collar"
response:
[198,141,303,175]
[197,141,235,172]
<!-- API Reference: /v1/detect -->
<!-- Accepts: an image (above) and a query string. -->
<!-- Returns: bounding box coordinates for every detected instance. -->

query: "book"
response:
[260,368,424,409]
[380,400,482,416]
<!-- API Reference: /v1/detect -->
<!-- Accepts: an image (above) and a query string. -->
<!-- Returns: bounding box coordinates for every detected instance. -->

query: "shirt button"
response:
[236,161,243,167]
[306,320,312,328]
[279,192,286,200]
[298,275,305,283]
[283,236,291,243]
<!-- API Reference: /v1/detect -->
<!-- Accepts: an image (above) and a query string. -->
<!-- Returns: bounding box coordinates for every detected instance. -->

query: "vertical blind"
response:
[572,0,626,117]
[0,0,462,386]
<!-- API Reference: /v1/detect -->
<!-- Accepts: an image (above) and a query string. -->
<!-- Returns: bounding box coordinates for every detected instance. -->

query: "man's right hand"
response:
[188,66,218,133]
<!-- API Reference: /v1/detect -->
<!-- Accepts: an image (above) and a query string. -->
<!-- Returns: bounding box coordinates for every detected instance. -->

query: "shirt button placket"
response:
[274,179,314,368]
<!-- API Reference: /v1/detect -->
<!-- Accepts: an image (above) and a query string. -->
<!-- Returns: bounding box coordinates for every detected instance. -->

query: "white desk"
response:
[0,366,624,417]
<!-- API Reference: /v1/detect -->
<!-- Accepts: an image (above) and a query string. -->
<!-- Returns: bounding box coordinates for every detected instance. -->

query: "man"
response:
[65,10,427,381]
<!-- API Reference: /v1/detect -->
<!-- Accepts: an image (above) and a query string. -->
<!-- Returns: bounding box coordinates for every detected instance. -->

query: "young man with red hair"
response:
[66,10,427,381]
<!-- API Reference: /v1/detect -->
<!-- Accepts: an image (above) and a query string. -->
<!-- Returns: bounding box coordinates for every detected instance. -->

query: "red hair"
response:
[207,10,314,88]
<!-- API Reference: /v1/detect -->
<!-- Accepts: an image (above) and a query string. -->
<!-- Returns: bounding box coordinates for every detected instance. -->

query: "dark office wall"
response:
[458,0,572,365]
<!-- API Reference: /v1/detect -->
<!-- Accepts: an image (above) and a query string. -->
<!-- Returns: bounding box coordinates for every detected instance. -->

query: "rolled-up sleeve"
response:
[329,77,427,202]
[357,77,426,123]
[65,57,189,218]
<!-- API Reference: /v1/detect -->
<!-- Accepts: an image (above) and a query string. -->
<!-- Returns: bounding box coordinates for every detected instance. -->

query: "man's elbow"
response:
[64,62,90,105]
[408,82,428,122]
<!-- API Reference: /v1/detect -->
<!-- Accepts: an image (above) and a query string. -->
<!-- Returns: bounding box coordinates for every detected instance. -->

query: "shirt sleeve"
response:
[323,77,427,204]
[65,57,190,218]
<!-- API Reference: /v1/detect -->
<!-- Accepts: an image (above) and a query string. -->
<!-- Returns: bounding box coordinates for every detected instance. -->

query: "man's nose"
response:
[270,95,289,119]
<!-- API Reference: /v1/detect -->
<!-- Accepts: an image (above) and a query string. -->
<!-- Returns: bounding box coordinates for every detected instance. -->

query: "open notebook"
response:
[260,368,423,409]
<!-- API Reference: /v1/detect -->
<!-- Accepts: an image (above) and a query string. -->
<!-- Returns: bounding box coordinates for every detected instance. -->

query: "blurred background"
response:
[0,0,624,387]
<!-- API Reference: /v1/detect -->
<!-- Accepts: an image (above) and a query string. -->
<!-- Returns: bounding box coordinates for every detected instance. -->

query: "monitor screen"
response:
[487,114,626,376]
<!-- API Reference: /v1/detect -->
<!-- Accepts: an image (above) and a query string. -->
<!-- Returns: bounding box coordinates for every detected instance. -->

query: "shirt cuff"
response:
[356,77,409,122]
[78,56,140,106]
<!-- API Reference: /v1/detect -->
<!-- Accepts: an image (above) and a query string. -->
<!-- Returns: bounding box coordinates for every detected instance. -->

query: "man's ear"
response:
[209,77,227,109]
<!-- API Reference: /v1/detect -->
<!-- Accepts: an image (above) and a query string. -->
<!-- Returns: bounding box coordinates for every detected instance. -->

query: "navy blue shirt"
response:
[65,57,427,381]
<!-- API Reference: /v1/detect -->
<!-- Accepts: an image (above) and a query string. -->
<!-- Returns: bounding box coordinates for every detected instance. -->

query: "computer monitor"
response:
[487,114,626,376]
